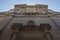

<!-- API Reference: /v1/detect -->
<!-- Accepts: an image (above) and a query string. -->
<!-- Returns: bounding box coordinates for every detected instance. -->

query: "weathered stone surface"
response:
[7,23,53,40]
[0,4,60,40]
[0,16,13,32]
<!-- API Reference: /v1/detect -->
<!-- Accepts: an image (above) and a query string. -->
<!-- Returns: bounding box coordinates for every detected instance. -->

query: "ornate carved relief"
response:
[8,23,53,40]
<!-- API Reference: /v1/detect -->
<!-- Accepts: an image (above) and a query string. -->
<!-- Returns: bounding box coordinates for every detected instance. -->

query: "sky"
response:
[0,0,60,12]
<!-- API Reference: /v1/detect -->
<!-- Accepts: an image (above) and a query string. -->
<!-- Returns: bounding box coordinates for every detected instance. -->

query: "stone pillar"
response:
[40,23,53,40]
[8,23,23,40]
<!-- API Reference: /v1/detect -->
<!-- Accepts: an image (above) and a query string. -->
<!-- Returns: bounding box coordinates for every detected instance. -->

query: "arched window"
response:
[27,20,35,26]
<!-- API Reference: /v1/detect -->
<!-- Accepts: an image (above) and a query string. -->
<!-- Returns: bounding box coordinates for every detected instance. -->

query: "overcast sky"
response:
[0,0,60,12]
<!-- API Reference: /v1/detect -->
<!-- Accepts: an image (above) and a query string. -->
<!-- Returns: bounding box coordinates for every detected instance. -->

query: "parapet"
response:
[14,4,48,10]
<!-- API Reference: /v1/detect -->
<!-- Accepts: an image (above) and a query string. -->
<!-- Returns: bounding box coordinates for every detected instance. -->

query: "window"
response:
[27,20,35,26]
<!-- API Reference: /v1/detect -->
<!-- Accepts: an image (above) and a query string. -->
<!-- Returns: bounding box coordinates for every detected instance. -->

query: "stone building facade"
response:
[0,4,60,40]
